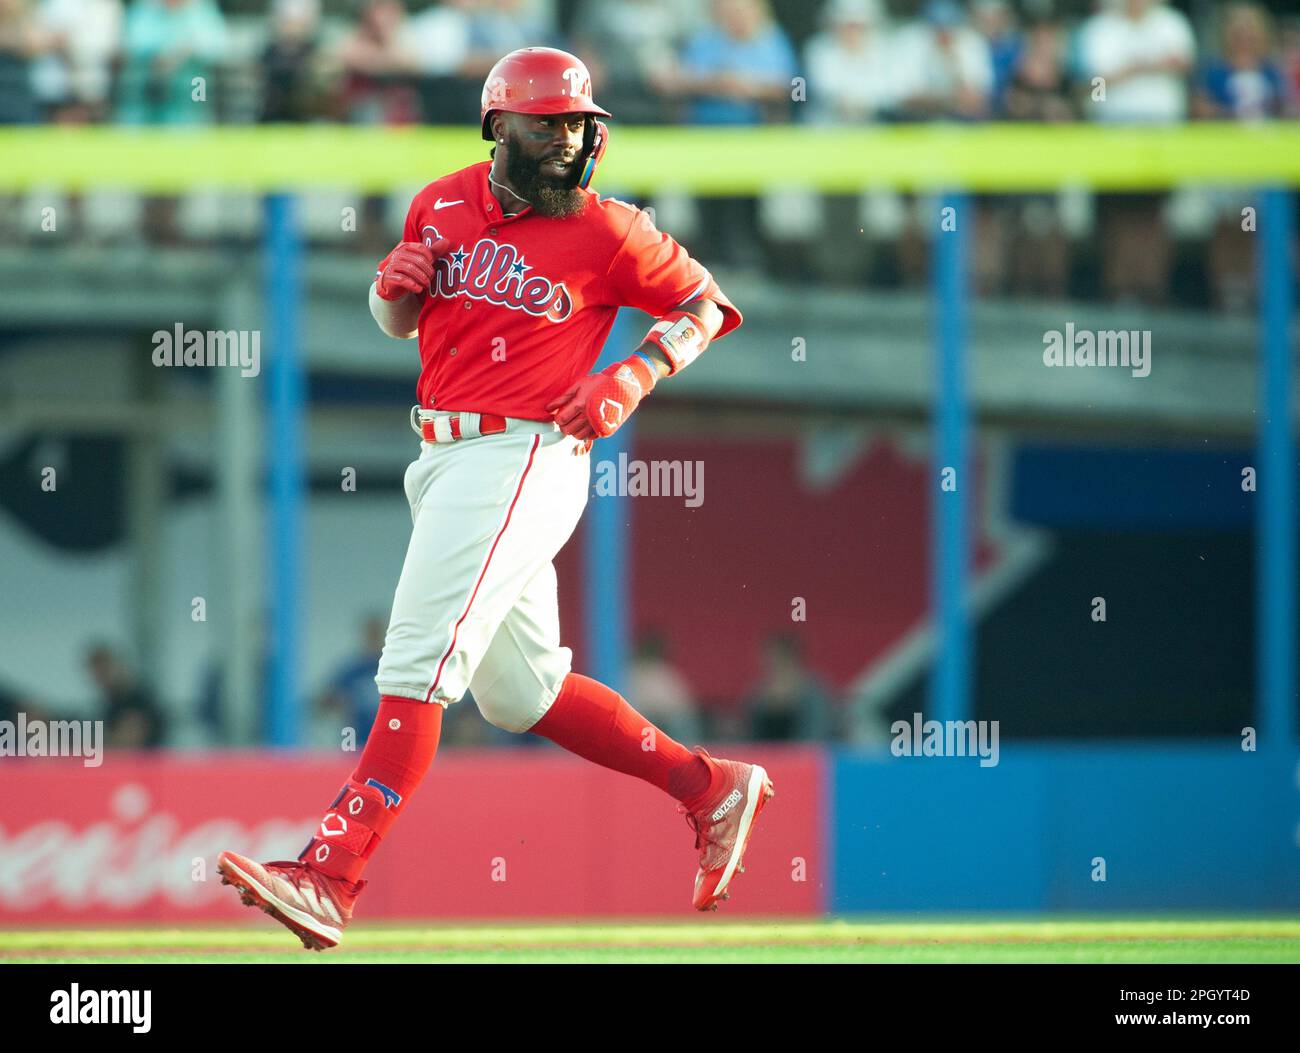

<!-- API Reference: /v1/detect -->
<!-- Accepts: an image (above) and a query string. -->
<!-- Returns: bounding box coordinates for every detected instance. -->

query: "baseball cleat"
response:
[679,750,775,911]
[217,850,364,951]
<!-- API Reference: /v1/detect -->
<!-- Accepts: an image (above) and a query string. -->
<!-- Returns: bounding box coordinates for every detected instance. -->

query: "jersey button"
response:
[487,203,494,211]
[489,227,498,236]
[449,347,457,356]
[463,301,471,310]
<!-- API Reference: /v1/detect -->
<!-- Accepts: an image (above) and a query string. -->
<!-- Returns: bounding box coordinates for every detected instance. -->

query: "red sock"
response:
[529,673,722,807]
[350,696,444,815]
[301,696,443,884]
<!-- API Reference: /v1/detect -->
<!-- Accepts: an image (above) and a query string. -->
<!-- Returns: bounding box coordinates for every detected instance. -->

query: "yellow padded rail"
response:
[1,122,1297,192]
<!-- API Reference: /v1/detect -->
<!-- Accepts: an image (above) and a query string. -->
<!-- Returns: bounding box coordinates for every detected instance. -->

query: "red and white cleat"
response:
[217,851,363,951]
[680,750,775,911]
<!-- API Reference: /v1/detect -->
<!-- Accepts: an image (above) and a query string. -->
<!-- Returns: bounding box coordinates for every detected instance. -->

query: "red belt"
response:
[417,411,507,444]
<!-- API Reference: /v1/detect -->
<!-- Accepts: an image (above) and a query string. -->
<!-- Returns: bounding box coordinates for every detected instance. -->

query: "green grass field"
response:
[2,919,1297,964]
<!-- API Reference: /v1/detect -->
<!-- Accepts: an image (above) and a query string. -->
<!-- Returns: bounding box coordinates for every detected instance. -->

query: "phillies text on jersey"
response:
[427,233,574,322]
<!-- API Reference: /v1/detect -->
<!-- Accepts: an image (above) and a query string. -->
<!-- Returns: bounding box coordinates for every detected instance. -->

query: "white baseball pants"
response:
[374,417,590,732]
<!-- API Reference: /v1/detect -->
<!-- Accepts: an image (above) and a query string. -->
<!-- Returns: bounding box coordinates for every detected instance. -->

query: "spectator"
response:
[316,614,386,748]
[655,0,796,126]
[743,634,833,742]
[1004,14,1073,122]
[407,0,556,123]
[116,0,228,244]
[1195,5,1283,311]
[30,0,122,123]
[891,2,994,292]
[1079,0,1195,305]
[1194,3,1284,121]
[0,0,47,123]
[651,0,794,267]
[459,0,554,79]
[406,0,470,84]
[970,0,1020,116]
[260,0,324,123]
[116,0,228,126]
[1078,0,1195,125]
[0,680,49,726]
[334,0,419,124]
[805,0,898,123]
[997,18,1073,299]
[0,682,17,725]
[572,0,692,124]
[86,643,166,749]
[892,0,993,122]
[627,631,703,747]
[1279,17,1300,116]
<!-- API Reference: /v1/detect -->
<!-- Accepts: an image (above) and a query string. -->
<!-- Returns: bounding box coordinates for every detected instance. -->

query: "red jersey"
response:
[390,161,743,421]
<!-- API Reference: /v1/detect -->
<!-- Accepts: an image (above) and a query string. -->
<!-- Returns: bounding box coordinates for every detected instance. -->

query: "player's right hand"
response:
[375,241,439,301]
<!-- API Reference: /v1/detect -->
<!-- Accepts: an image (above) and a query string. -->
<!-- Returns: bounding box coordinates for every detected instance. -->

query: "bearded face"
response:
[497,116,590,219]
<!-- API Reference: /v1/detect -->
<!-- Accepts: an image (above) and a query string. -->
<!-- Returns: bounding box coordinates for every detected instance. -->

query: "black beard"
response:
[503,137,587,219]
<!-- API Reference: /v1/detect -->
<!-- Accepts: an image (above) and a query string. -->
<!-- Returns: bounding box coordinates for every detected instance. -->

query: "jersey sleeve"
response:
[402,198,419,243]
[604,208,743,339]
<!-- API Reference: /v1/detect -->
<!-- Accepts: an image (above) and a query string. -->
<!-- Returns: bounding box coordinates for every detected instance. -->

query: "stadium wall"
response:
[832,745,1300,913]
[2,744,1295,924]
[0,747,826,924]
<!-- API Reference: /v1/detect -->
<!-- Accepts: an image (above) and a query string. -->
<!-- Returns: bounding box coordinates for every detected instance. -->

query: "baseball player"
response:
[217,47,773,950]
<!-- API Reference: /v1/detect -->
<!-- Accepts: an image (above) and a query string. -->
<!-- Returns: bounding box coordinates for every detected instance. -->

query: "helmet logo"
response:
[561,67,587,97]
[487,75,509,105]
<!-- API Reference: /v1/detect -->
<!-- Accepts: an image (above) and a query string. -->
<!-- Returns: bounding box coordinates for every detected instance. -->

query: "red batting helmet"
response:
[481,48,612,190]
[480,47,611,139]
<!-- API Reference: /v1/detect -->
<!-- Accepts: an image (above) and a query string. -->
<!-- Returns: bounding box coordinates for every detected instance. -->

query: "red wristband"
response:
[642,310,709,374]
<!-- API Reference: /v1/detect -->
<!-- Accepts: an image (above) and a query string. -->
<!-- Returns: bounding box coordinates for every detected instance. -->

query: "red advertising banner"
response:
[0,746,825,923]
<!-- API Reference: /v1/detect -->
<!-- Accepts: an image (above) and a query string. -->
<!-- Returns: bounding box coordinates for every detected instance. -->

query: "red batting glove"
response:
[375,240,444,301]
[546,354,658,440]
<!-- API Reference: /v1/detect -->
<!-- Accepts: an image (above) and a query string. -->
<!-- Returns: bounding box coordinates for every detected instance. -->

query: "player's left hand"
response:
[546,356,657,440]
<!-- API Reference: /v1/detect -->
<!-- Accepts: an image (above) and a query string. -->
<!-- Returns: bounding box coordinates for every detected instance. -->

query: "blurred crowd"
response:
[1,0,1293,311]
[0,0,1296,128]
